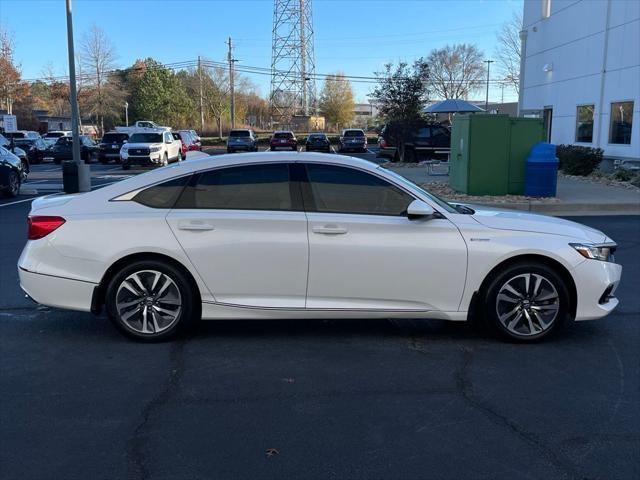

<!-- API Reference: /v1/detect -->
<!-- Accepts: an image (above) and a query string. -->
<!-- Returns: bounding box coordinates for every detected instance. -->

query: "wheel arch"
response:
[91,252,202,315]
[473,253,577,320]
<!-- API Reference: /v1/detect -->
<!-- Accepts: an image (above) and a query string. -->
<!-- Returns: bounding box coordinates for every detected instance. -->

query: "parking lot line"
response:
[0,197,40,208]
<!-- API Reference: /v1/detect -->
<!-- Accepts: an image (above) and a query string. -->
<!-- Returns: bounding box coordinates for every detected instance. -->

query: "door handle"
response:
[177,220,215,231]
[312,225,348,235]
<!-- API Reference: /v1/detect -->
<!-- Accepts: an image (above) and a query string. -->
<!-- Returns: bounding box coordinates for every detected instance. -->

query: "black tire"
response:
[483,262,569,342]
[162,152,169,166]
[105,260,199,342]
[1,170,20,198]
[100,158,109,164]
[54,159,61,165]
[227,149,234,154]
[122,163,130,171]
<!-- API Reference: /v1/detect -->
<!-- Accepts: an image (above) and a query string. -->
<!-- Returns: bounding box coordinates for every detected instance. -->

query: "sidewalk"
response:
[387,166,640,216]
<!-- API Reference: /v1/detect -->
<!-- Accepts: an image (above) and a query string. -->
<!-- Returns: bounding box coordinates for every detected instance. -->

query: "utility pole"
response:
[64,0,90,193]
[484,59,494,112]
[300,0,308,116]
[227,37,236,129]
[124,101,128,126]
[198,56,205,133]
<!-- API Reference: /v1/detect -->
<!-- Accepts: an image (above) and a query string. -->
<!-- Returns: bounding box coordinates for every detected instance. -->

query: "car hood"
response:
[465,204,608,243]
[125,142,161,149]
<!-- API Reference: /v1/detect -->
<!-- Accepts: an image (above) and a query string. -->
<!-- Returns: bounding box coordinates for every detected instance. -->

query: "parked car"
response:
[42,131,72,148]
[13,138,49,164]
[0,145,28,197]
[376,124,396,159]
[227,129,258,153]
[2,130,40,140]
[402,123,451,162]
[269,131,297,151]
[0,134,29,172]
[179,130,202,151]
[305,133,331,152]
[339,129,367,153]
[120,131,182,170]
[52,135,98,164]
[173,132,188,160]
[18,152,621,342]
[97,132,129,164]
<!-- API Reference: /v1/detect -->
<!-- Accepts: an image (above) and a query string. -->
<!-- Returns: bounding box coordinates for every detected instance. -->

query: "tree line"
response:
[1,15,521,136]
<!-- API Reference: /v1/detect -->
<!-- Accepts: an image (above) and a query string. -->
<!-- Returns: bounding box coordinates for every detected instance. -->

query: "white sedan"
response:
[18,153,621,342]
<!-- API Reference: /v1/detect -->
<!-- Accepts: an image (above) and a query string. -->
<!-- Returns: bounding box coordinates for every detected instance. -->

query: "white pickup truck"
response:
[115,120,171,135]
[120,130,182,170]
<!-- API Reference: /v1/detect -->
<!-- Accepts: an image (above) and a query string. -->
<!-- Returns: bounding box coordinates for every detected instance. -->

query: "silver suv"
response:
[227,129,258,153]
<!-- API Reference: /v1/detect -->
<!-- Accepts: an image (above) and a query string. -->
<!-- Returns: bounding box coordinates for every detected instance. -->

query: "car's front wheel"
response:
[484,262,569,342]
[1,170,21,198]
[105,260,198,341]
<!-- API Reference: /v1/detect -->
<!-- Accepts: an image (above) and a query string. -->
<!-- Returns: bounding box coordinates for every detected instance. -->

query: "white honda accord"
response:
[18,153,621,342]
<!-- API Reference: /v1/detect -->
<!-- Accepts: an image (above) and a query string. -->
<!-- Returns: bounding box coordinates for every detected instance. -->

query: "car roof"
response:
[91,152,380,202]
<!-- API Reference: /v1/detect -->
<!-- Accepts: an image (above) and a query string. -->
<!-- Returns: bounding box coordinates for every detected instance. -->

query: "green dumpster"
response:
[449,114,545,196]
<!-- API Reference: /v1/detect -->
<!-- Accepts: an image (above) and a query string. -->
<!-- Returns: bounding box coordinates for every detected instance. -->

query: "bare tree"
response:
[426,44,485,100]
[80,25,125,134]
[495,12,522,94]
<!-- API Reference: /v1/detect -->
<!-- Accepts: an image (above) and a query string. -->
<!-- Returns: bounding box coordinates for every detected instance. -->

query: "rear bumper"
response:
[18,267,95,312]
[572,260,622,320]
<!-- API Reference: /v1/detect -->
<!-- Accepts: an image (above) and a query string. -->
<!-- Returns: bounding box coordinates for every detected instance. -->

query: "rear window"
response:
[129,133,163,143]
[308,134,327,140]
[133,176,191,209]
[176,164,292,211]
[4,132,26,139]
[14,139,35,146]
[343,130,364,137]
[273,132,293,139]
[45,132,66,138]
[229,130,251,137]
[102,133,129,143]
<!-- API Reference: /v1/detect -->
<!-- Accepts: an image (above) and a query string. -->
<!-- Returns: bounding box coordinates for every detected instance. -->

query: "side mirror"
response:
[406,199,436,219]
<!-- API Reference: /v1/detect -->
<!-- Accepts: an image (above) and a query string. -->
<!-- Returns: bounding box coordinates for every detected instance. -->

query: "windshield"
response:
[381,167,457,213]
[344,130,364,137]
[102,133,129,143]
[129,133,163,143]
[229,130,251,137]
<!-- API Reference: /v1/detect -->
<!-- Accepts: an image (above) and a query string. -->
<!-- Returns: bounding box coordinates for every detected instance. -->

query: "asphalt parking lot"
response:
[0,151,638,480]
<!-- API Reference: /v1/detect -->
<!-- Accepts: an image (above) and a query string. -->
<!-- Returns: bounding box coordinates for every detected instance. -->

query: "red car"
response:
[179,130,202,151]
[172,133,188,160]
[269,131,297,151]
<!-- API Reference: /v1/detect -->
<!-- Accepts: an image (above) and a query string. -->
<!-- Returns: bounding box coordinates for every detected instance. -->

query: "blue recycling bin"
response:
[524,143,558,197]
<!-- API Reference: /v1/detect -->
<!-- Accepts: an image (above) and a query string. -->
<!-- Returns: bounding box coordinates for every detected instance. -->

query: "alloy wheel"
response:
[495,273,560,337]
[9,171,20,196]
[115,270,182,335]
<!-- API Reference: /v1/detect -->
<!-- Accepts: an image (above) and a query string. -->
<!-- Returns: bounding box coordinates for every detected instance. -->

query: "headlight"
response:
[149,146,161,153]
[570,243,616,262]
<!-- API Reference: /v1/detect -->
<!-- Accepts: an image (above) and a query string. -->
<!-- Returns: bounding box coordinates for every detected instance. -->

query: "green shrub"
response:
[556,145,603,176]
[611,169,634,182]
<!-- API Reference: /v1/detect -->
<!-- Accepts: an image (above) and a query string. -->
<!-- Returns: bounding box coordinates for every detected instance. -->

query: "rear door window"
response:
[176,163,297,211]
[133,176,191,209]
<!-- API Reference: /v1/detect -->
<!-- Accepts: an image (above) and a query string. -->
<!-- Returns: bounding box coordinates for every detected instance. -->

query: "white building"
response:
[520,0,639,162]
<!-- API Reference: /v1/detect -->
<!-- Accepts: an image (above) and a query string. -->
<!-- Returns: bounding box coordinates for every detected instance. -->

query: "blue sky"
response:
[1,0,522,103]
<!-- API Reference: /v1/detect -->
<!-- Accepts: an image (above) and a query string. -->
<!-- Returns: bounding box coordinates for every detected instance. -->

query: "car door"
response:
[302,163,467,312]
[166,162,309,308]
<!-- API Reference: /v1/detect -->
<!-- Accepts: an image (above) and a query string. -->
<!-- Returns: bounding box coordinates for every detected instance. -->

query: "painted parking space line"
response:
[0,197,41,208]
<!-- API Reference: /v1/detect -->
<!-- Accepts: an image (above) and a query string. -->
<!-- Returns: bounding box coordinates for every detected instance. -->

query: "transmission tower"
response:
[270,0,317,123]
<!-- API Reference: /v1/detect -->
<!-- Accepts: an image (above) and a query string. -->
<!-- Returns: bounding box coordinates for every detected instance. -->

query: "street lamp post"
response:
[484,59,494,112]
[64,0,90,193]
[124,101,129,126]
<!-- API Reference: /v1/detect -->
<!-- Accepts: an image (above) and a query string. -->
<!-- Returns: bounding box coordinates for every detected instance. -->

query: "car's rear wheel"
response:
[105,261,198,342]
[484,262,569,342]
[1,170,20,198]
[122,163,130,170]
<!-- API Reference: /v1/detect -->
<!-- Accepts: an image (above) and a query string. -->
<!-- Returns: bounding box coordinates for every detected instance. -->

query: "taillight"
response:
[28,216,66,240]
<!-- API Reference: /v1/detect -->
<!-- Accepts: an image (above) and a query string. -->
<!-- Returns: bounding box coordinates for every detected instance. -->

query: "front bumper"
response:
[572,259,622,320]
[121,153,163,166]
[19,267,95,312]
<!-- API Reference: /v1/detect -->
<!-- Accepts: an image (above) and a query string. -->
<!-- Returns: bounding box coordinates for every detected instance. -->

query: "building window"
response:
[542,0,551,18]
[575,105,594,143]
[609,101,634,145]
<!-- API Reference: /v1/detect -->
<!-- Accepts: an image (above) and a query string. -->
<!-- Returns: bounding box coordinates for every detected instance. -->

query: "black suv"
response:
[379,121,451,162]
[98,132,129,164]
